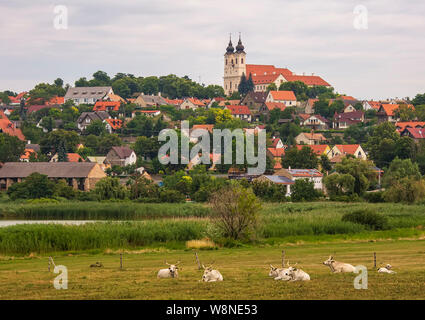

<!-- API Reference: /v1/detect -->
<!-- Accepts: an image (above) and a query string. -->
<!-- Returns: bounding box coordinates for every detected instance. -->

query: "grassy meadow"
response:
[0,201,424,299]
[0,240,424,300]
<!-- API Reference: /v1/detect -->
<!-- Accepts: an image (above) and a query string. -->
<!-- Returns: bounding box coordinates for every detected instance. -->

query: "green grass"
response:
[1,202,425,255]
[0,202,210,220]
[0,239,424,300]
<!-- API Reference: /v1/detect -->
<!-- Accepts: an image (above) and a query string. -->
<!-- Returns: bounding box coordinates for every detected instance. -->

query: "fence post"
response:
[281,250,285,268]
[120,253,123,270]
[373,252,376,269]
[195,252,201,270]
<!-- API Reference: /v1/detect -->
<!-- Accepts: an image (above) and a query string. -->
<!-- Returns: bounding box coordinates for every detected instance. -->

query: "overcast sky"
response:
[0,0,424,100]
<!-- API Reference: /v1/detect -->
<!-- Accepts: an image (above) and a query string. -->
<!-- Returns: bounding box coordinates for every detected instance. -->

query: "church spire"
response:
[236,32,245,53]
[226,33,234,54]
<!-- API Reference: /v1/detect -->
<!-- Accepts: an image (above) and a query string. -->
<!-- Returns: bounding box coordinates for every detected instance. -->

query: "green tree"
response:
[0,134,26,162]
[209,184,261,240]
[94,177,128,200]
[282,146,319,169]
[85,120,107,136]
[238,73,248,95]
[291,179,321,201]
[324,173,355,197]
[334,158,375,195]
[7,173,56,200]
[382,158,421,188]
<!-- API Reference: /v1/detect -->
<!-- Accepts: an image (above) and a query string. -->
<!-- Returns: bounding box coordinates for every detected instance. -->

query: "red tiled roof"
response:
[8,92,27,104]
[269,91,296,101]
[284,75,331,87]
[396,121,425,132]
[271,138,282,148]
[105,118,123,130]
[334,144,361,155]
[192,124,214,133]
[226,105,251,115]
[0,110,26,141]
[46,96,65,105]
[379,104,399,116]
[403,127,425,139]
[296,144,329,155]
[66,153,84,162]
[187,98,205,106]
[93,101,121,112]
[246,64,293,78]
[20,148,36,160]
[26,105,54,114]
[300,132,326,141]
[366,101,382,110]
[267,148,285,157]
[264,102,286,111]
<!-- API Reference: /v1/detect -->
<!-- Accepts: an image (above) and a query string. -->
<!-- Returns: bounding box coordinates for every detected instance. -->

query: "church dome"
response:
[226,39,234,54]
[236,36,245,53]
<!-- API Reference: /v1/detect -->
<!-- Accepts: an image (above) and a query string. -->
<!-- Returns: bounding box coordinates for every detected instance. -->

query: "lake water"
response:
[0,220,98,228]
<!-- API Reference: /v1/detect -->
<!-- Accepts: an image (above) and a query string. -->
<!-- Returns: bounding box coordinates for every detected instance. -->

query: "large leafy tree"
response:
[0,134,26,162]
[282,146,319,169]
[382,158,421,188]
[366,122,415,168]
[334,158,375,195]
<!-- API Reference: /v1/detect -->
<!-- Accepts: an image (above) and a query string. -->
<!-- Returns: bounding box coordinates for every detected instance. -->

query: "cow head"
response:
[323,256,335,266]
[165,261,181,277]
[269,264,279,278]
[202,262,215,281]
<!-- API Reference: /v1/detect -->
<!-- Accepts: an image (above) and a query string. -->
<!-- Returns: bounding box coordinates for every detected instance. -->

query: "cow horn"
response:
[165,260,170,265]
[175,261,181,266]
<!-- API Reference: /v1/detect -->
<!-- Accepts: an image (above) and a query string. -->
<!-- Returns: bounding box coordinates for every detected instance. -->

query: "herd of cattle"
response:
[156,256,397,282]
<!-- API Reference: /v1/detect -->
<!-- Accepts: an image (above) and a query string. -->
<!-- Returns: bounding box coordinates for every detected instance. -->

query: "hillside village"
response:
[1,37,425,204]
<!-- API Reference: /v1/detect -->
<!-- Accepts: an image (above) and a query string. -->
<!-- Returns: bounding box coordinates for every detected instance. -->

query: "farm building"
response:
[0,162,106,191]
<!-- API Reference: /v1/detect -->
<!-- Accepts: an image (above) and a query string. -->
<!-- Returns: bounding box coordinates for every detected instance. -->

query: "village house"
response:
[265,90,297,107]
[258,102,286,121]
[20,148,37,162]
[328,144,367,161]
[104,118,123,133]
[395,121,425,133]
[362,100,382,111]
[0,162,106,191]
[299,114,329,130]
[267,147,285,167]
[180,98,206,110]
[296,144,331,157]
[134,93,167,108]
[239,91,268,113]
[105,146,137,167]
[332,110,365,129]
[93,101,121,113]
[295,132,327,145]
[377,104,415,123]
[225,105,252,122]
[400,127,425,141]
[64,86,113,105]
[253,175,294,196]
[77,111,110,131]
[266,168,324,196]
[0,110,26,141]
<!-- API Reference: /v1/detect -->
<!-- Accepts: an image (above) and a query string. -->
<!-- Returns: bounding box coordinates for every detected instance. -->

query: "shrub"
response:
[363,191,385,203]
[383,178,425,204]
[159,189,185,203]
[94,177,128,200]
[7,172,56,200]
[342,209,388,230]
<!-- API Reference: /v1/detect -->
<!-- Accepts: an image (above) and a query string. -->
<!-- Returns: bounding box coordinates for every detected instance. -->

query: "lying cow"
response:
[202,263,223,282]
[269,264,291,281]
[283,266,311,281]
[378,264,397,274]
[323,256,356,273]
[157,261,181,278]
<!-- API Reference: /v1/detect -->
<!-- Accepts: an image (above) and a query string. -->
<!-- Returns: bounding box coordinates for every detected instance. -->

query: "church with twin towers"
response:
[223,34,331,96]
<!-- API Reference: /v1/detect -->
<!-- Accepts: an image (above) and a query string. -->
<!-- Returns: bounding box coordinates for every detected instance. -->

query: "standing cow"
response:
[157,261,181,278]
[323,256,356,273]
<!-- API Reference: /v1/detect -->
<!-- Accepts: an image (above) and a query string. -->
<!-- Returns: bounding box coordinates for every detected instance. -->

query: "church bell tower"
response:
[223,34,246,96]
